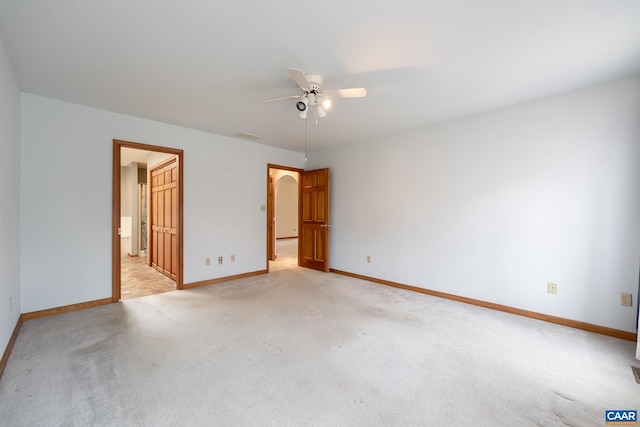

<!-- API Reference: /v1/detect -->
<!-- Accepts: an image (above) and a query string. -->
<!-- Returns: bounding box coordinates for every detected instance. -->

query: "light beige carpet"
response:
[1,245,638,426]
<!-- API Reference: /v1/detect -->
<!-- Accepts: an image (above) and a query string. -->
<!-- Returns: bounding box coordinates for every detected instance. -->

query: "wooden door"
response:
[300,168,330,272]
[151,157,178,280]
[268,175,276,261]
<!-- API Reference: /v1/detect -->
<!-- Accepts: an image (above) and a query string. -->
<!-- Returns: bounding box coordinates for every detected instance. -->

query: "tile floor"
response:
[120,254,176,300]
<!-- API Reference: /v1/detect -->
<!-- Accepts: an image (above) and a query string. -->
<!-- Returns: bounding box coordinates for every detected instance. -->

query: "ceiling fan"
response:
[261,68,366,120]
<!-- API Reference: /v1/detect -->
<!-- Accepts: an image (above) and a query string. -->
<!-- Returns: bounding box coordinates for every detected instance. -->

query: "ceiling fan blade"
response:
[260,95,301,105]
[287,68,310,91]
[324,88,367,98]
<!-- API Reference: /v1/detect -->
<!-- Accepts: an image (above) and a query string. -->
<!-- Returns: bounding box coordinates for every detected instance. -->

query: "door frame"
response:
[268,174,276,261]
[266,164,303,271]
[112,140,184,301]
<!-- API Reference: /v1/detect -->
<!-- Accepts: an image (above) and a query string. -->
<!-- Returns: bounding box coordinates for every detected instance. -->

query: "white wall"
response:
[147,152,174,169]
[275,175,298,238]
[309,74,640,335]
[0,36,21,353]
[120,163,139,256]
[20,94,304,312]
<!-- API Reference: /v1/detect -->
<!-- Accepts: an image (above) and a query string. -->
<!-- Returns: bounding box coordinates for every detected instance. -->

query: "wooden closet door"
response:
[151,157,178,280]
[168,164,178,280]
[151,169,163,272]
[300,168,330,272]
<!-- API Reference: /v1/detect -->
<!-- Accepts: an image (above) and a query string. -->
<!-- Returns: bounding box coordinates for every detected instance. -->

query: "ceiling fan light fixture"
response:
[296,97,307,112]
[320,96,331,110]
[297,95,309,119]
[316,104,327,119]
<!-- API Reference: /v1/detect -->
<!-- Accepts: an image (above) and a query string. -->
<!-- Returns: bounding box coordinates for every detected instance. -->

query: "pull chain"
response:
[304,117,308,164]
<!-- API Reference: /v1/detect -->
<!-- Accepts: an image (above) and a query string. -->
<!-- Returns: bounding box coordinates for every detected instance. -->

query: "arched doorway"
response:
[267,165,301,270]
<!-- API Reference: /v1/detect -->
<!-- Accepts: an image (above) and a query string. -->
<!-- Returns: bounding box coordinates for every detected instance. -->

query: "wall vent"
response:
[234,131,262,141]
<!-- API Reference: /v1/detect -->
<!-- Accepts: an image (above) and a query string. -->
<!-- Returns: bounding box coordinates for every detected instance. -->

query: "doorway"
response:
[266,164,331,273]
[112,140,184,302]
[267,165,302,271]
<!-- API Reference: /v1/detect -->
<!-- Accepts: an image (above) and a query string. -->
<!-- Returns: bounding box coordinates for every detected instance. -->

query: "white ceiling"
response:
[1,1,639,152]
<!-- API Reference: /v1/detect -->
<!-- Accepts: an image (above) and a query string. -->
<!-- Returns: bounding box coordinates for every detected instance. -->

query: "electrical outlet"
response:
[547,282,558,294]
[366,256,371,263]
[231,254,236,262]
[620,293,632,307]
[9,297,12,312]
[218,256,223,265]
[205,257,211,266]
